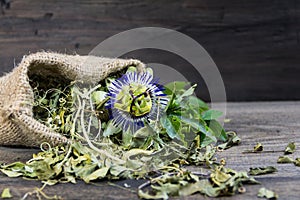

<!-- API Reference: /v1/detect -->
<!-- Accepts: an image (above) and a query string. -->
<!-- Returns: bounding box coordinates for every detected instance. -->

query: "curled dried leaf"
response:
[217,131,240,150]
[277,156,294,164]
[249,166,277,176]
[284,142,296,155]
[294,158,300,167]
[254,143,263,152]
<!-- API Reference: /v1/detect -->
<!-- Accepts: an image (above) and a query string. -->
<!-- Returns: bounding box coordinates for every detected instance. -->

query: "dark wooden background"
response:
[0,0,299,101]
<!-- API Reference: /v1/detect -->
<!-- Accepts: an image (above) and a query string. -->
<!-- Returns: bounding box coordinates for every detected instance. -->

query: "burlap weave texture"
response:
[0,52,145,147]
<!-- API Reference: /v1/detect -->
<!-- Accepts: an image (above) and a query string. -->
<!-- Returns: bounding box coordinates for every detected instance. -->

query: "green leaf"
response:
[169,116,181,132]
[249,166,277,176]
[207,120,227,141]
[202,110,223,121]
[176,84,197,103]
[1,188,12,199]
[199,133,215,148]
[186,96,209,111]
[257,187,278,199]
[284,142,296,155]
[180,116,217,142]
[160,116,178,139]
[164,81,190,95]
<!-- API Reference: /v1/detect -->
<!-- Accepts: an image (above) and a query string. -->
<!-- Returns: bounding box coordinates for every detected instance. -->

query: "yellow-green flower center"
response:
[114,82,152,118]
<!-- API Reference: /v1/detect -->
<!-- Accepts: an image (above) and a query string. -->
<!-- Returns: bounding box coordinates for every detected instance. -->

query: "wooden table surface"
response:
[0,101,300,200]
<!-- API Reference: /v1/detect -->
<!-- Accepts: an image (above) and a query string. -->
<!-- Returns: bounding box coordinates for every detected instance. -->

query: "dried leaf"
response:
[210,167,231,186]
[103,120,121,137]
[254,143,263,152]
[257,187,278,199]
[294,158,300,167]
[179,179,218,197]
[217,131,241,150]
[1,69,241,200]
[284,142,296,155]
[42,179,59,186]
[83,167,110,183]
[139,166,259,199]
[249,166,277,176]
[187,145,216,166]
[138,189,169,200]
[224,118,231,123]
[277,156,294,164]
[0,169,23,178]
[91,91,107,105]
[1,188,12,199]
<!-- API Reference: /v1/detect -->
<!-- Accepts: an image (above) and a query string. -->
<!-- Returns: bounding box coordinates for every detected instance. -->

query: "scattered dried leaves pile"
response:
[1,67,295,199]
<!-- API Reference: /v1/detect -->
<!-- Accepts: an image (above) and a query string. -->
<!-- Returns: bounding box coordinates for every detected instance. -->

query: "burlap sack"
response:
[0,52,145,147]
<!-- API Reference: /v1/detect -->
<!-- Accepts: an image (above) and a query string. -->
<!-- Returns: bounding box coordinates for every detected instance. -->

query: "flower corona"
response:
[106,71,168,132]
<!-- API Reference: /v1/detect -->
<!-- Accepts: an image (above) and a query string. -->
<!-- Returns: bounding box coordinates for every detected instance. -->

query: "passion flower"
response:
[106,71,168,132]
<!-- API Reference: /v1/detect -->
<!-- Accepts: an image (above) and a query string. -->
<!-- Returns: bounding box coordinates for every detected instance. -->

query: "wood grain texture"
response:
[0,0,299,101]
[0,101,300,199]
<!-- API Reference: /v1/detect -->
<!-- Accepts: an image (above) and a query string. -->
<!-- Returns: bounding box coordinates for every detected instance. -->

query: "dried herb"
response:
[277,156,300,167]
[30,75,75,138]
[294,158,300,167]
[284,142,296,155]
[258,187,278,199]
[0,66,261,199]
[277,142,299,168]
[254,143,263,152]
[138,165,258,199]
[249,166,277,176]
[1,188,12,199]
[277,156,294,164]
[217,131,240,150]
[242,143,266,154]
[21,184,62,200]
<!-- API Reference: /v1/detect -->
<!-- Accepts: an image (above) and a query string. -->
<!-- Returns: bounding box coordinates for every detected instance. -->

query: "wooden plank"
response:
[0,0,300,101]
[216,101,300,199]
[0,101,300,199]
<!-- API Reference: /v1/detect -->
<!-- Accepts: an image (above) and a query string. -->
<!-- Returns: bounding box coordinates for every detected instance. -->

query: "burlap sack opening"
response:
[0,52,145,147]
